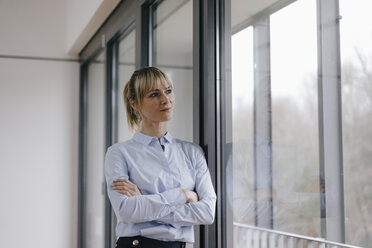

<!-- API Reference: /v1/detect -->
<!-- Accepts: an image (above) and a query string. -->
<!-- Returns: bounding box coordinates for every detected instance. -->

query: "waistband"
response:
[116,236,186,248]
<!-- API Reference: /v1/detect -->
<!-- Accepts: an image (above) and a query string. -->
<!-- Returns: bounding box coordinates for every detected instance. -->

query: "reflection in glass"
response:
[117,29,136,142]
[152,0,193,142]
[85,51,106,248]
[340,0,372,246]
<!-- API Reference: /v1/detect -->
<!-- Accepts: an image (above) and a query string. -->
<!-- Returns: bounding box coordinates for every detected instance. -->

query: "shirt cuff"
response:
[161,188,187,206]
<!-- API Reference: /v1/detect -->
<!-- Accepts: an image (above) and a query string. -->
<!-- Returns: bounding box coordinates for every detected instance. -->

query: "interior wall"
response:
[0,58,79,248]
[0,0,82,247]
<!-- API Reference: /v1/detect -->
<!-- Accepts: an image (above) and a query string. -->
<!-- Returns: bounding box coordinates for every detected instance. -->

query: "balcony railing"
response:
[234,222,363,248]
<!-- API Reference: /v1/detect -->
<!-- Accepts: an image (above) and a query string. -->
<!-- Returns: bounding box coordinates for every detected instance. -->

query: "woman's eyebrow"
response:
[149,86,172,92]
[148,89,160,93]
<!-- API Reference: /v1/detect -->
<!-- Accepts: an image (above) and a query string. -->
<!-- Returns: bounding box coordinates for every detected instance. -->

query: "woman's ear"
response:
[130,99,138,111]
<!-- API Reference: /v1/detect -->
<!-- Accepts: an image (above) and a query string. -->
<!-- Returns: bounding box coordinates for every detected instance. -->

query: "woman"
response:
[105,67,217,248]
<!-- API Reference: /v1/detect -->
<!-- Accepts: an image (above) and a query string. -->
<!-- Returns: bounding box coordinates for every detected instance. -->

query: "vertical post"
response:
[218,0,233,247]
[78,64,88,248]
[196,0,218,247]
[193,1,201,246]
[105,40,116,248]
[141,0,153,67]
[253,18,273,229]
[317,0,345,243]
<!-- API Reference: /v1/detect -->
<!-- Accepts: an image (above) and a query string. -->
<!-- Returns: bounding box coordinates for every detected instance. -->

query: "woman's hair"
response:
[123,67,173,130]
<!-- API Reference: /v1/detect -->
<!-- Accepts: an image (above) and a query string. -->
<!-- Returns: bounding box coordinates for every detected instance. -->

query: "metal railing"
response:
[234,222,363,248]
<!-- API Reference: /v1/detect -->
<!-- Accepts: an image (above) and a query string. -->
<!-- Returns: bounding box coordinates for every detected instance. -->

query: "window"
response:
[231,26,254,229]
[78,1,140,247]
[84,51,106,248]
[340,0,372,246]
[151,2,195,247]
[117,28,136,142]
[78,1,198,247]
[228,0,352,246]
[270,0,319,236]
[152,0,193,141]
[78,0,372,247]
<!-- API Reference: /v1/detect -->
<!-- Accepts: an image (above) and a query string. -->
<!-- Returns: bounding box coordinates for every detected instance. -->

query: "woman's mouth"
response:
[160,107,172,112]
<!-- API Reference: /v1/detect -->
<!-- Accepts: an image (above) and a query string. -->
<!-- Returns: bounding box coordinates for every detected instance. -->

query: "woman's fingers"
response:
[113,179,135,188]
[182,189,199,203]
[112,179,130,189]
[111,179,142,196]
[112,185,135,196]
[111,182,134,192]
[117,190,132,196]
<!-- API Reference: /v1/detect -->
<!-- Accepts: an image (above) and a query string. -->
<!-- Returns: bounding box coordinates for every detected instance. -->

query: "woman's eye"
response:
[149,92,159,97]
[165,89,172,95]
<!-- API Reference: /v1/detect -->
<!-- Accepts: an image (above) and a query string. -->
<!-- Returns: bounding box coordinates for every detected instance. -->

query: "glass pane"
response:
[340,1,372,246]
[152,0,193,142]
[85,51,106,248]
[270,0,319,237]
[231,26,255,247]
[117,29,136,142]
[230,0,320,246]
[231,25,255,221]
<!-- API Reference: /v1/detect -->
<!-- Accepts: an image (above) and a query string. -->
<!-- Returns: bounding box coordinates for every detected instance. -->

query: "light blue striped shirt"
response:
[105,132,216,243]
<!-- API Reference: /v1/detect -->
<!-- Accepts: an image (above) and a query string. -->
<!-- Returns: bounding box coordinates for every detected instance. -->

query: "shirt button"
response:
[132,239,139,246]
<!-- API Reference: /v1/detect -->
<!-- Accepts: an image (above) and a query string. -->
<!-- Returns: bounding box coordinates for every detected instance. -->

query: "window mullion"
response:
[253,17,273,229]
[317,0,345,243]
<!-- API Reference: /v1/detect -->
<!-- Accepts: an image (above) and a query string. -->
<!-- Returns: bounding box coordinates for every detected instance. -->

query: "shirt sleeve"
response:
[155,145,217,226]
[105,145,187,224]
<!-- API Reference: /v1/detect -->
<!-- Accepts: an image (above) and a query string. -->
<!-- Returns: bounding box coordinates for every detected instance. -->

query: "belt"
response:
[116,236,186,248]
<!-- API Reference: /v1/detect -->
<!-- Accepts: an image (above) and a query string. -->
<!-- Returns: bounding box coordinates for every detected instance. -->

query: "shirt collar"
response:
[163,132,173,144]
[132,131,173,146]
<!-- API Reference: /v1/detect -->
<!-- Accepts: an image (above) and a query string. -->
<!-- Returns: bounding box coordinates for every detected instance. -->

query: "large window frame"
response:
[78,0,350,247]
[224,0,346,245]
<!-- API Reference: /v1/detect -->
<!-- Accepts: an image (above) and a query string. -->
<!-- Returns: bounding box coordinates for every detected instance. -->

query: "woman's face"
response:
[136,81,174,125]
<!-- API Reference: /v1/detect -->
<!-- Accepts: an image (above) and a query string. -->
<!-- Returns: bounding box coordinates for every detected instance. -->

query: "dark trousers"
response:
[116,236,186,248]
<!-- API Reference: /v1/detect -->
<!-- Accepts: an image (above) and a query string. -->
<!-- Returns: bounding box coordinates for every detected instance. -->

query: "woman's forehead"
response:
[149,78,172,89]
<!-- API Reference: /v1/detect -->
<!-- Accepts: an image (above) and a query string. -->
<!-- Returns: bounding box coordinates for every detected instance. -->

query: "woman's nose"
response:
[160,93,170,104]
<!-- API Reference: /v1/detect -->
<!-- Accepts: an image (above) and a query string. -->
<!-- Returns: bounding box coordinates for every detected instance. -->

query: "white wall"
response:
[0,58,79,248]
[0,0,82,247]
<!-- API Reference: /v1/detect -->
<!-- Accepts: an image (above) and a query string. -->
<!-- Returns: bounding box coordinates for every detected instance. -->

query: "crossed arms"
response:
[105,146,217,226]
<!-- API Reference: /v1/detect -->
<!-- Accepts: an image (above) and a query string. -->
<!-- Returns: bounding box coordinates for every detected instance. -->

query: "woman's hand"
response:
[182,189,199,203]
[111,179,142,197]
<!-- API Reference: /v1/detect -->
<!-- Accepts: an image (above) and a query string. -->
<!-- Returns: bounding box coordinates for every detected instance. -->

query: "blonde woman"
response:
[105,67,216,248]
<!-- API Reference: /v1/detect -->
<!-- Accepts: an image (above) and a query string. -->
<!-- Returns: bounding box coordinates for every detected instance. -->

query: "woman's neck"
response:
[140,122,167,138]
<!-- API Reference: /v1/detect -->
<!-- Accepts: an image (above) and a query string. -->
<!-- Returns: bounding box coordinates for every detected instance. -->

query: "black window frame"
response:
[78,0,348,247]
[225,0,346,245]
